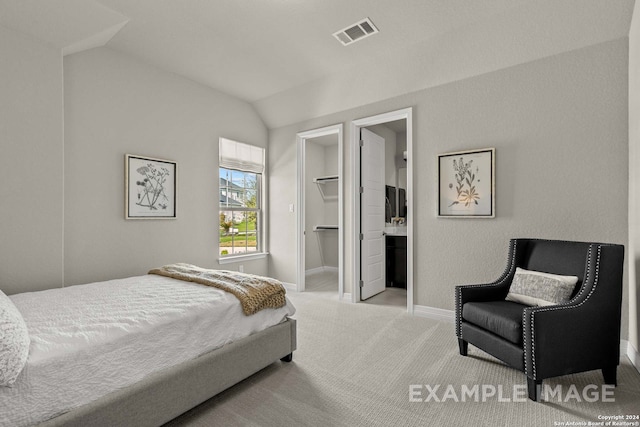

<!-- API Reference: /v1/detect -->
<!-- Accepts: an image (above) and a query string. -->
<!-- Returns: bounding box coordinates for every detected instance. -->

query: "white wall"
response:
[322,144,339,269]
[63,47,268,286]
[0,26,64,295]
[397,132,408,206]
[369,124,408,217]
[304,141,325,271]
[304,140,339,272]
[367,124,403,218]
[364,125,397,189]
[269,39,630,337]
[628,1,640,355]
[361,125,398,190]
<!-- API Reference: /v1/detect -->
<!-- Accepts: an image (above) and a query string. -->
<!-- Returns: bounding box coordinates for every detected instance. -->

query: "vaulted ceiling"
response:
[0,0,635,128]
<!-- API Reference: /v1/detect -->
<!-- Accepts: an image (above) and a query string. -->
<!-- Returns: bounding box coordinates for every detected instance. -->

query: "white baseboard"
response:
[624,340,640,374]
[282,282,297,293]
[341,292,352,302]
[305,266,339,276]
[304,267,324,275]
[413,305,455,323]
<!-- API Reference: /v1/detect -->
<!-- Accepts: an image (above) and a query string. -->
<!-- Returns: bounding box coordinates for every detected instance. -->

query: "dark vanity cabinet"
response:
[385,235,407,288]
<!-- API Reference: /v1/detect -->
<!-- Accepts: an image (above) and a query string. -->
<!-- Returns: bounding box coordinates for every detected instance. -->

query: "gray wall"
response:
[0,26,64,295]
[628,1,640,354]
[269,38,629,337]
[63,47,268,286]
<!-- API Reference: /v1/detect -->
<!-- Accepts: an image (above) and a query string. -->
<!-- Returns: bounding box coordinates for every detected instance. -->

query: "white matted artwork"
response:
[438,148,495,218]
[125,154,177,219]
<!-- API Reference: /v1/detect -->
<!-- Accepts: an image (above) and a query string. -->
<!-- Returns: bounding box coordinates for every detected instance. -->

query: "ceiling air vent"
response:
[333,18,379,46]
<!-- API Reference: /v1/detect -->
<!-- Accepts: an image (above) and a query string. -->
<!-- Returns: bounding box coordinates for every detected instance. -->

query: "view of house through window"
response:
[219,168,260,256]
[218,138,264,257]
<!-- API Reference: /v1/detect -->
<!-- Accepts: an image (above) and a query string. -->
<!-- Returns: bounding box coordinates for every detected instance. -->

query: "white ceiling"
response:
[98,0,538,102]
[0,0,635,128]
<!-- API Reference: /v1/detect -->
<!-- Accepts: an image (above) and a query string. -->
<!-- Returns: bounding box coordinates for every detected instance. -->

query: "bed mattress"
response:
[0,274,295,427]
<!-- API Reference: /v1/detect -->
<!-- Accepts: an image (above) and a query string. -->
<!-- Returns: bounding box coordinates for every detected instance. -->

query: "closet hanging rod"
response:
[313,225,339,231]
[313,175,339,183]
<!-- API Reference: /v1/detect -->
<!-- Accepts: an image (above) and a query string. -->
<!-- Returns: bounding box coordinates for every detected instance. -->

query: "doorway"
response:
[351,108,414,312]
[296,124,344,299]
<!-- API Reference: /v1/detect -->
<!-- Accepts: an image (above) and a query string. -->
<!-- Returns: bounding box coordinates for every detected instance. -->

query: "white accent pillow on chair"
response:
[505,267,578,307]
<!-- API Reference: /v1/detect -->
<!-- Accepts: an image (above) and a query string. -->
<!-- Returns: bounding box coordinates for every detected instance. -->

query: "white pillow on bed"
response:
[0,289,30,386]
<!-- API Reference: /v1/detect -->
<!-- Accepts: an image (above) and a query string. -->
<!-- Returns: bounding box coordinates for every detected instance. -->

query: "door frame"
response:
[296,124,344,298]
[351,108,414,313]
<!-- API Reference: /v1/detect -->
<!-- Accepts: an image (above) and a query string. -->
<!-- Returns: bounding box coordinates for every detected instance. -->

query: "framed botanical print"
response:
[125,154,177,219]
[438,148,495,218]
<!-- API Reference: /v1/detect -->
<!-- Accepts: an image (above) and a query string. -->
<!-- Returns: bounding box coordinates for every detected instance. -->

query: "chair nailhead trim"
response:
[456,240,517,337]
[525,245,601,380]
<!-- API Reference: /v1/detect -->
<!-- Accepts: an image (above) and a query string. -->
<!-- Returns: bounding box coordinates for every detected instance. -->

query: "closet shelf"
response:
[313,225,339,232]
[313,175,339,184]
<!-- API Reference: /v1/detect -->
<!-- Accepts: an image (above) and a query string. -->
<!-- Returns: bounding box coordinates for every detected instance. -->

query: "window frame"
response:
[218,140,267,263]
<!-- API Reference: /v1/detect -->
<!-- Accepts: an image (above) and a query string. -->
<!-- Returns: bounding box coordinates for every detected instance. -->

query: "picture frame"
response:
[438,148,495,218]
[125,154,177,219]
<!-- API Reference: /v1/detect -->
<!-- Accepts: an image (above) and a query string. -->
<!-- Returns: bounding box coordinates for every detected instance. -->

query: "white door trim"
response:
[351,108,414,313]
[296,124,344,299]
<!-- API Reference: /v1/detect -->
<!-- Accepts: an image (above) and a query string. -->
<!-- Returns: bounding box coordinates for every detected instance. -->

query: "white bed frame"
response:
[37,318,296,427]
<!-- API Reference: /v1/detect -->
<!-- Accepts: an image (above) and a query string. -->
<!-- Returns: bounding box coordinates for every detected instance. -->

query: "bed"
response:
[0,268,297,427]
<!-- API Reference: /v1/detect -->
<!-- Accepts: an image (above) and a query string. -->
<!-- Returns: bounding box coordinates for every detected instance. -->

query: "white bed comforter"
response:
[0,274,295,427]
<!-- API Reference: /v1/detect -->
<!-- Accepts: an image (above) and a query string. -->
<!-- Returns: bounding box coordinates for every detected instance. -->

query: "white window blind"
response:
[219,138,264,174]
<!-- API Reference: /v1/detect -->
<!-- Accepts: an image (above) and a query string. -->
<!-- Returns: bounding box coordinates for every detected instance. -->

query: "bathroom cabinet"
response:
[385,235,407,288]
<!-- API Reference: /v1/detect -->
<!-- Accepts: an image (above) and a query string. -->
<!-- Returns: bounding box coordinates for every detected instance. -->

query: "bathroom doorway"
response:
[351,108,414,312]
[360,121,408,308]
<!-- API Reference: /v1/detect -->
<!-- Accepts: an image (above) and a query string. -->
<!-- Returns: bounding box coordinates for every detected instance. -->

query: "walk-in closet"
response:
[304,134,339,293]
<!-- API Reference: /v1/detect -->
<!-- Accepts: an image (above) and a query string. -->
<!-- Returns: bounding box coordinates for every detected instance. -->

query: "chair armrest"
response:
[455,280,510,304]
[456,238,519,304]
[522,244,624,381]
[455,279,512,337]
[455,240,519,337]
[522,303,619,381]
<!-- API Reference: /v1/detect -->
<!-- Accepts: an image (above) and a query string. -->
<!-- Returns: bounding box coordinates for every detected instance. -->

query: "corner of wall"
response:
[628,0,640,356]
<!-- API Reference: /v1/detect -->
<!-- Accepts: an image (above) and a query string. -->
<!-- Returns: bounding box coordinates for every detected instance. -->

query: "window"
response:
[219,138,265,258]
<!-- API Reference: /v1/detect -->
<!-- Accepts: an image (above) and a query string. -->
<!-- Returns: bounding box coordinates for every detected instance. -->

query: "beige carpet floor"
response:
[165,289,640,427]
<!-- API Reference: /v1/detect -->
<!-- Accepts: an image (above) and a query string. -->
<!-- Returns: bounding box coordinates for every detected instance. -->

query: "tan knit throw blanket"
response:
[148,263,286,316]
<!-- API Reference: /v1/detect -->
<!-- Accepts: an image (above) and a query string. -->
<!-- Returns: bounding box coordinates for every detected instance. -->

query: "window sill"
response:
[218,252,269,265]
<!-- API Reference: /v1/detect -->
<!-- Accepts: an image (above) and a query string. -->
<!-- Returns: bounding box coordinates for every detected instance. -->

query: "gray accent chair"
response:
[455,238,624,401]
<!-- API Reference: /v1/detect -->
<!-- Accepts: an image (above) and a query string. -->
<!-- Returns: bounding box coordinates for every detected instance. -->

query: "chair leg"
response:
[602,365,617,386]
[527,377,542,402]
[458,338,468,356]
[280,353,293,362]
